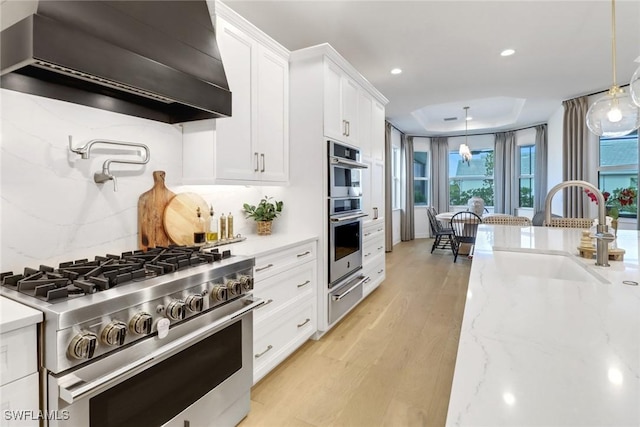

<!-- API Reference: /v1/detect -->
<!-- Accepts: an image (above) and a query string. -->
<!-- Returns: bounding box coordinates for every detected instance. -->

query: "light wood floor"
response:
[240,239,471,427]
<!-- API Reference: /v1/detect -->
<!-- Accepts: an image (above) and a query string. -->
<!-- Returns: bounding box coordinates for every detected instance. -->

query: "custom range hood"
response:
[0,1,231,123]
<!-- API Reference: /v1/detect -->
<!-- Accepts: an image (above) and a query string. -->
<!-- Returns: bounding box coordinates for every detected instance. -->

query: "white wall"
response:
[0,90,287,273]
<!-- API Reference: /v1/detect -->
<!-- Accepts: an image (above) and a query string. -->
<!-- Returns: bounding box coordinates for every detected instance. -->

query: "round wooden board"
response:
[163,192,210,246]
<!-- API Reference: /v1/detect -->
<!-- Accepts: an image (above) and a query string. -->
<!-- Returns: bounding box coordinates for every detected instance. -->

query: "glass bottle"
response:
[207,206,218,243]
[193,207,206,245]
[227,212,234,240]
[219,212,227,241]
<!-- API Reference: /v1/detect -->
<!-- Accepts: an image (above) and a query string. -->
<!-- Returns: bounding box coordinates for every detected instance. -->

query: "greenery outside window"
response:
[414,151,429,206]
[598,132,638,218]
[449,149,494,206]
[519,145,535,208]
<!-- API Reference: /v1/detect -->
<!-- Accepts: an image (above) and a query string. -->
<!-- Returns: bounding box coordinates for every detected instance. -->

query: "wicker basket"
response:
[256,220,272,236]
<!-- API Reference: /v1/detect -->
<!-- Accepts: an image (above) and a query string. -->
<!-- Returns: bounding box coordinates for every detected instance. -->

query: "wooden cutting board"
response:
[163,192,210,246]
[138,171,175,250]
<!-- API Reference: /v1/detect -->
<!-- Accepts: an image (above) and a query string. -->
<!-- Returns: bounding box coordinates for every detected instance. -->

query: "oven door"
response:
[47,296,262,427]
[328,273,366,325]
[329,212,367,285]
[329,162,365,198]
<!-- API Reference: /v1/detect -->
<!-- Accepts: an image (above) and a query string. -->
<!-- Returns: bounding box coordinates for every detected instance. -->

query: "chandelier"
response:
[459,106,472,164]
[586,0,640,137]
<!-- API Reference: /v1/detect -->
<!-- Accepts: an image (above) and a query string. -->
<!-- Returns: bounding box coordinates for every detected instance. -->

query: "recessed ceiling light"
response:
[501,49,516,57]
[390,68,402,75]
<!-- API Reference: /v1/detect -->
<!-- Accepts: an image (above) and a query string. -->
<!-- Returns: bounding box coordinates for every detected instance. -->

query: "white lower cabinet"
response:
[0,373,39,427]
[362,220,386,297]
[251,240,317,384]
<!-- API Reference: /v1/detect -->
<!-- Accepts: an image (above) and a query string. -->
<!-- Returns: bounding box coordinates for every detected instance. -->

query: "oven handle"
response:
[331,276,368,301]
[329,156,368,169]
[58,297,264,404]
[330,213,368,223]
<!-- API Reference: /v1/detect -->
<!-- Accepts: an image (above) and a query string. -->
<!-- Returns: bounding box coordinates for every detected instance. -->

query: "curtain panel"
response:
[494,131,517,214]
[562,96,589,217]
[401,135,415,241]
[429,137,449,215]
[384,122,393,252]
[534,124,548,213]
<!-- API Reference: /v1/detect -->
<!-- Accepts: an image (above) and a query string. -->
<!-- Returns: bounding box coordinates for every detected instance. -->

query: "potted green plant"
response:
[242,196,284,235]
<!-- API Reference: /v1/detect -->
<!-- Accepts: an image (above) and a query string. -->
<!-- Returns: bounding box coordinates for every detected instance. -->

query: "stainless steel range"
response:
[1,246,261,427]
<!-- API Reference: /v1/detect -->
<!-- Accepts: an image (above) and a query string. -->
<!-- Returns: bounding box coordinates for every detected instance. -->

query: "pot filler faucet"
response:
[69,136,150,191]
[544,180,614,267]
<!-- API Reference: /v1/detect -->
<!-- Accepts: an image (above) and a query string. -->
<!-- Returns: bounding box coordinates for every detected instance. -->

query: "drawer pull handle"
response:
[377,269,384,274]
[364,277,372,283]
[364,252,371,257]
[296,251,311,258]
[259,299,274,308]
[377,246,384,250]
[297,280,311,288]
[377,228,383,232]
[255,345,273,358]
[364,232,372,237]
[297,318,311,328]
[255,263,274,272]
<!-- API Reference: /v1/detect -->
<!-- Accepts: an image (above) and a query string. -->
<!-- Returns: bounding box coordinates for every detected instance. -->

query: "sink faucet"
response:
[544,180,614,267]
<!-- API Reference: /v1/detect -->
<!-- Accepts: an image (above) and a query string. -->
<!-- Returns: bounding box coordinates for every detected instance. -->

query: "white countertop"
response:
[0,296,43,333]
[446,225,640,427]
[211,233,318,258]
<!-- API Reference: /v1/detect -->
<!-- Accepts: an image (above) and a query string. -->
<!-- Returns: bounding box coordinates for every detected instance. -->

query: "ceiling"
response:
[222,0,640,136]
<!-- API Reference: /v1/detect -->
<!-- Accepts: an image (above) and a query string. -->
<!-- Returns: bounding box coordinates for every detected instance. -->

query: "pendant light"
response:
[586,0,640,137]
[459,106,472,164]
[631,64,640,107]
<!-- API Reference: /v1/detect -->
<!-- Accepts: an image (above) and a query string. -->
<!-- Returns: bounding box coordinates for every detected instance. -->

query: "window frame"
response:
[392,146,402,209]
[518,145,535,209]
[413,150,430,206]
[448,149,495,208]
[597,132,638,219]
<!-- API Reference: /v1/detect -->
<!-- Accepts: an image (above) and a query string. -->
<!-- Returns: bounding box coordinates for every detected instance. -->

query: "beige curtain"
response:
[384,122,393,252]
[533,124,548,213]
[429,137,449,214]
[562,97,589,217]
[401,135,414,241]
[494,131,517,214]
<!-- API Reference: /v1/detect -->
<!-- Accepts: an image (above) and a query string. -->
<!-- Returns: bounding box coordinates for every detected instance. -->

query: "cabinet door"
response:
[358,91,373,157]
[371,160,385,220]
[342,77,359,145]
[361,157,372,220]
[323,59,344,141]
[257,46,289,183]
[215,18,259,181]
[372,100,386,162]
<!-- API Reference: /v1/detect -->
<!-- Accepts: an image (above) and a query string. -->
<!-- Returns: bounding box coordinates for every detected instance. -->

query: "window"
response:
[519,145,535,208]
[449,149,494,206]
[413,151,429,206]
[598,132,638,218]
[392,146,401,209]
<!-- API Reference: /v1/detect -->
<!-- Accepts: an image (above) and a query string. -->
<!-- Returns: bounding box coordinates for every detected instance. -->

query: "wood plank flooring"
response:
[239,239,471,427]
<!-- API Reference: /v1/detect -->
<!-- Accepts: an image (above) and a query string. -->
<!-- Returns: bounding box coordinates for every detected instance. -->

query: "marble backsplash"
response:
[0,90,288,272]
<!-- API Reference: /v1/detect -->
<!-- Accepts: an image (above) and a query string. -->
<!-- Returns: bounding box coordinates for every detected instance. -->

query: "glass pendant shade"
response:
[459,143,472,163]
[631,65,640,107]
[586,87,640,137]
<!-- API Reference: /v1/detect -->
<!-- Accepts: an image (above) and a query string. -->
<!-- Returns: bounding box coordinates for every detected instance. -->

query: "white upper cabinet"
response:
[324,59,359,145]
[182,4,289,185]
[372,100,385,162]
[358,91,373,157]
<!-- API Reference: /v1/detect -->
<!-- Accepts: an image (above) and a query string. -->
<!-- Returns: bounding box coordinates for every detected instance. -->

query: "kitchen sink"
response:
[491,248,609,284]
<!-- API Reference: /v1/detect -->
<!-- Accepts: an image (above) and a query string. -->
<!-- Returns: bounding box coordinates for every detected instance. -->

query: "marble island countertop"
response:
[446,225,640,427]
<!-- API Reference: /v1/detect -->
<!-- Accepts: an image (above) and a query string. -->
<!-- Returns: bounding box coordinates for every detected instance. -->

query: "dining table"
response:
[434,212,511,257]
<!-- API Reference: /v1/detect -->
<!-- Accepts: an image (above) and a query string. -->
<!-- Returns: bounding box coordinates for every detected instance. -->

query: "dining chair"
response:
[544,218,594,229]
[449,211,482,263]
[482,216,532,226]
[427,207,454,253]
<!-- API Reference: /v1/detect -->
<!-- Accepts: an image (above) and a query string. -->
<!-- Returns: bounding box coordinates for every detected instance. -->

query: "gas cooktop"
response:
[0,245,231,303]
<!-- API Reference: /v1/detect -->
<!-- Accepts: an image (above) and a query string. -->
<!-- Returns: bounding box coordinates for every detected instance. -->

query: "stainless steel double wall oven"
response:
[327,140,369,324]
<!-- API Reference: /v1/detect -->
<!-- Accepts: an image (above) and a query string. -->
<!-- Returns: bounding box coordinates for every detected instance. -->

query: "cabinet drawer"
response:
[0,325,38,386]
[363,235,385,266]
[253,241,316,281]
[253,301,316,384]
[363,253,385,297]
[253,262,316,324]
[362,222,384,242]
[0,372,39,427]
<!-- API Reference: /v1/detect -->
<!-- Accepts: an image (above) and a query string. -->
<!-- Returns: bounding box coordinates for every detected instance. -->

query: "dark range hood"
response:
[0,1,231,123]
